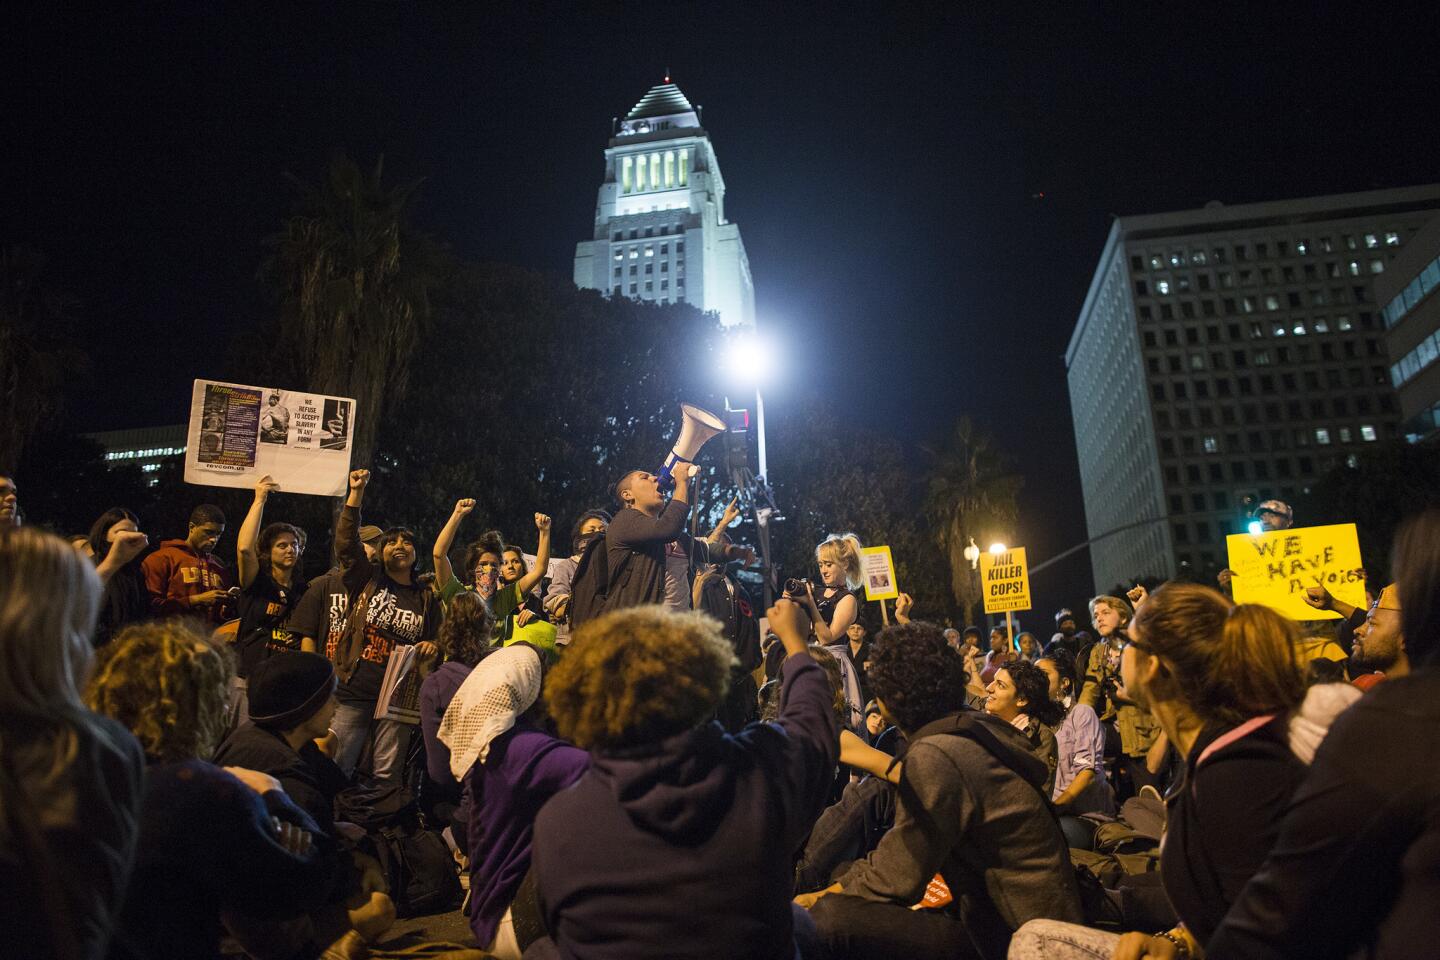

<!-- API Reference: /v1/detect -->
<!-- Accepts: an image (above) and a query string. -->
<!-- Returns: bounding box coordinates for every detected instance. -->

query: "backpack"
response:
[567,532,630,631]
[370,823,462,918]
[335,776,462,918]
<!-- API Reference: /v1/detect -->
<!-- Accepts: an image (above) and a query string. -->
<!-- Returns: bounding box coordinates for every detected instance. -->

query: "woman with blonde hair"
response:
[0,527,146,960]
[1010,582,1342,960]
[793,532,864,645]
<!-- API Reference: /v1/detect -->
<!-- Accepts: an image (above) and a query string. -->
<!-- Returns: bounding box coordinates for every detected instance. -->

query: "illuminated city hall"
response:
[574,81,755,328]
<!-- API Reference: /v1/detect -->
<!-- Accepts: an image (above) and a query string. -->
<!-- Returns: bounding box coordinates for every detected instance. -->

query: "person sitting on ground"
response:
[417,589,491,854]
[213,651,349,837]
[87,506,151,646]
[88,620,392,960]
[231,475,309,723]
[530,600,839,960]
[981,625,1015,684]
[1036,648,1114,824]
[1207,508,1440,959]
[140,502,232,624]
[0,527,146,960]
[1348,583,1406,690]
[799,620,1082,960]
[1080,594,1163,798]
[985,659,1065,798]
[438,641,587,960]
[1011,581,1322,960]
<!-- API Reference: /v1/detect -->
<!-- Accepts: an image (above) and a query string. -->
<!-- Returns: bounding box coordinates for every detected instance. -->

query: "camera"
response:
[783,577,810,596]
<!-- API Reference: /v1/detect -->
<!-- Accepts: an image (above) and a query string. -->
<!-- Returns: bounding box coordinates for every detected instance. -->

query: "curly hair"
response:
[86,620,234,764]
[546,607,736,751]
[865,620,969,732]
[1037,646,1080,700]
[462,530,506,587]
[437,590,491,667]
[995,660,1067,727]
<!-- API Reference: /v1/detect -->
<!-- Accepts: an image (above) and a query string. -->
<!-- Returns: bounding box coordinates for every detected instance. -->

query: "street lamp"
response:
[963,537,980,569]
[988,541,1008,556]
[721,329,773,480]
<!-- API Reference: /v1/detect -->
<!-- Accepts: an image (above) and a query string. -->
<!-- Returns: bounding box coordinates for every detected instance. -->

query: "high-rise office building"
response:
[1067,185,1440,592]
[1377,213,1440,443]
[573,82,755,328]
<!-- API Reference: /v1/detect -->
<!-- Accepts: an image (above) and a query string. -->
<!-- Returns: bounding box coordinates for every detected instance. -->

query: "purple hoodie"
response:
[531,654,839,960]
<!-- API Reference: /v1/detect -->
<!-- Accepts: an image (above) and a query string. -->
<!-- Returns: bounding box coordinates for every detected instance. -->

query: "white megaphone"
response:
[657,403,727,491]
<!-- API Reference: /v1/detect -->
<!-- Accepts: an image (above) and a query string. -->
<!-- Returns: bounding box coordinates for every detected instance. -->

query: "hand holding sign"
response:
[1225,523,1364,620]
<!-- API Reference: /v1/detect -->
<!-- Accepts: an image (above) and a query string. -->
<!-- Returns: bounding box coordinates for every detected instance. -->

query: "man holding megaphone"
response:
[603,404,747,613]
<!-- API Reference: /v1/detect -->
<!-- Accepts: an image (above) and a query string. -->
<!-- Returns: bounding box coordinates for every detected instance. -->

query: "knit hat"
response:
[358,525,384,546]
[248,651,337,730]
[1055,608,1076,627]
[1377,584,1400,611]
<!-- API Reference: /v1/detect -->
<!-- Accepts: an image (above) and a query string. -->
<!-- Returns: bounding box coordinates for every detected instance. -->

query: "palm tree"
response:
[0,245,85,471]
[923,417,1022,624]
[261,154,435,471]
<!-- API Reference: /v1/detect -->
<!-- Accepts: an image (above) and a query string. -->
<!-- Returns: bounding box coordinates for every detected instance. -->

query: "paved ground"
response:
[382,907,478,949]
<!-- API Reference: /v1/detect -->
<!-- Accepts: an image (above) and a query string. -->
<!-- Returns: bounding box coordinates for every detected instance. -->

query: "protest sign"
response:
[1226,522,1365,620]
[185,379,355,496]
[861,545,899,601]
[980,547,1031,614]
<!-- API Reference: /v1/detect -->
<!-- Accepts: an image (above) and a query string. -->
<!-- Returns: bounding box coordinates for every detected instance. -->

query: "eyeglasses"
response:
[1116,635,1150,655]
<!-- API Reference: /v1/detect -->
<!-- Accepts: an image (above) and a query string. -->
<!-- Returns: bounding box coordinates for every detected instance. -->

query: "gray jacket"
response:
[838,713,1083,946]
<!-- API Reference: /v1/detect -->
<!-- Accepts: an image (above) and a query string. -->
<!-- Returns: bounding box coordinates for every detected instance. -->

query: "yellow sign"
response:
[860,545,899,601]
[1226,523,1365,620]
[980,547,1031,614]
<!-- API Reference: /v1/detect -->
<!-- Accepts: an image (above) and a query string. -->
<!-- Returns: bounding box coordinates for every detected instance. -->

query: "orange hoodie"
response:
[140,539,232,624]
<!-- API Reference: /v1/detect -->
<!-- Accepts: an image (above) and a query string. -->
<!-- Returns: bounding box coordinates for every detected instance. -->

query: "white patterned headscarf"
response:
[438,643,544,780]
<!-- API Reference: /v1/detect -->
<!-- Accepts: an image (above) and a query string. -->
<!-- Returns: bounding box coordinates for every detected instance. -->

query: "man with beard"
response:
[1349,584,1407,691]
[323,469,442,780]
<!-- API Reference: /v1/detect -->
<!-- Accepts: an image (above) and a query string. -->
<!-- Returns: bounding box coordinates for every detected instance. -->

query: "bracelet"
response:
[1155,930,1191,959]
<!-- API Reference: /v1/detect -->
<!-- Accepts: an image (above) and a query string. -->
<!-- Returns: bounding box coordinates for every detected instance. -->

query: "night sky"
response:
[7,2,1437,616]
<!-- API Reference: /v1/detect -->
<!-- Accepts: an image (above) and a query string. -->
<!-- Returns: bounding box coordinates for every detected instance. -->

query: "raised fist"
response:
[349,470,370,490]
[453,498,476,516]
[535,513,552,532]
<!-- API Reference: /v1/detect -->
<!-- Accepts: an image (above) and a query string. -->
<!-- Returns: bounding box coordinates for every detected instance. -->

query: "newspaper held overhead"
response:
[185,379,356,496]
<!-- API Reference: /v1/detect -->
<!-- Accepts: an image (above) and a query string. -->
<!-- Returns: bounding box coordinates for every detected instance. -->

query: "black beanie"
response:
[248,651,337,730]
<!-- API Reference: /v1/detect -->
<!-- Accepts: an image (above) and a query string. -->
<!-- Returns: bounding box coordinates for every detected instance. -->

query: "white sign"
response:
[184,379,355,496]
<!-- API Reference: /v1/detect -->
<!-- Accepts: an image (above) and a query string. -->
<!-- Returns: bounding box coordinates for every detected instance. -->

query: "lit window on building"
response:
[1337,316,1353,331]
[1339,427,1353,443]
[1365,234,1379,249]
[1313,317,1329,333]
[1149,255,1164,270]
[634,155,646,191]
[678,149,689,186]
[645,246,654,257]
[622,157,633,194]
[1343,235,1357,250]
[1272,322,1287,337]
[1170,251,1184,267]
[1203,436,1218,453]
[1264,295,1281,311]
[629,248,638,259]
[1348,261,1361,276]
[664,151,675,188]
[1315,428,1331,445]
[1156,279,1171,295]
[1255,350,1271,366]
[1385,232,1401,246]
[1369,259,1384,274]
[1295,239,1309,255]
[1361,425,1377,441]
[1191,250,1208,265]
[650,153,661,190]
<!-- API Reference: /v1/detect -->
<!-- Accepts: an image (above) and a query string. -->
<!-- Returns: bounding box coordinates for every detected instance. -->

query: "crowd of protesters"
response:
[2,462,1438,960]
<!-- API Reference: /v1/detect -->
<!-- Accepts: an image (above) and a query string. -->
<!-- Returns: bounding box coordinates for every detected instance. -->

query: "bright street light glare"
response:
[1247,520,1264,536]
[722,329,775,385]
[988,542,1007,555]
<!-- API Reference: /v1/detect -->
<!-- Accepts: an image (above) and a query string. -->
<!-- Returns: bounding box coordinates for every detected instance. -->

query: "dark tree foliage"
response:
[360,260,727,555]
[1294,441,1440,585]
[767,396,955,629]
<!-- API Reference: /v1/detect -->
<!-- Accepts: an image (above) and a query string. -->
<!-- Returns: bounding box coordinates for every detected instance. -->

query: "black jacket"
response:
[604,498,692,610]
[214,722,349,835]
[1207,668,1440,959]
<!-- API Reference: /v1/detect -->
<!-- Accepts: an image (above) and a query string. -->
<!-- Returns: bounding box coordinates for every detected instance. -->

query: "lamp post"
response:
[722,328,777,604]
[987,540,1014,646]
